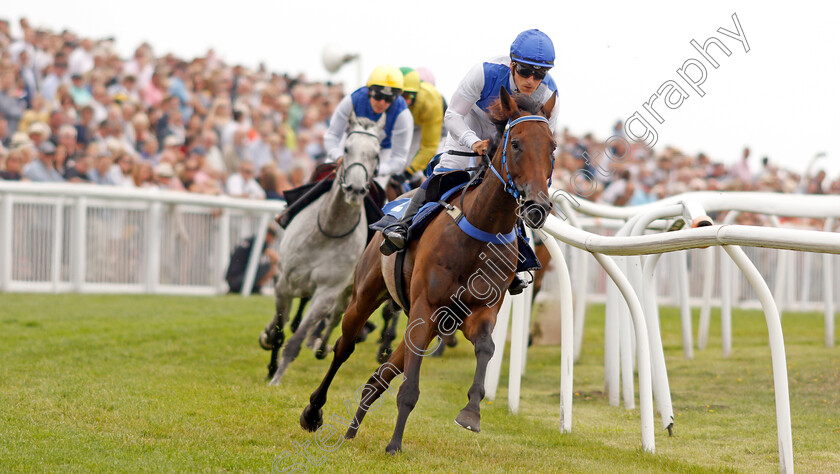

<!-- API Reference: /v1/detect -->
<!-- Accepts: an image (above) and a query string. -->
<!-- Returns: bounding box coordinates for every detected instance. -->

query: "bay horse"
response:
[258,111,385,385]
[298,88,556,453]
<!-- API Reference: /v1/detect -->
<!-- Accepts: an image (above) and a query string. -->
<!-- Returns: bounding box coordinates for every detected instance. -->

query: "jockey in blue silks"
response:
[380,29,560,296]
[324,65,414,182]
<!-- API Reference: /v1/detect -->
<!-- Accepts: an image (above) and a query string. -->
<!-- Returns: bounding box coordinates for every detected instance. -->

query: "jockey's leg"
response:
[380,183,428,255]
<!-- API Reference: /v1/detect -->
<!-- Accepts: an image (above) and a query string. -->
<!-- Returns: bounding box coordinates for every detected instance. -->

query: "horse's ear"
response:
[348,109,358,126]
[499,87,518,117]
[542,92,557,120]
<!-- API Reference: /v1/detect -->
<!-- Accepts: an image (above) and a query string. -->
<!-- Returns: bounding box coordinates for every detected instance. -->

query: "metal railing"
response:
[0,181,285,295]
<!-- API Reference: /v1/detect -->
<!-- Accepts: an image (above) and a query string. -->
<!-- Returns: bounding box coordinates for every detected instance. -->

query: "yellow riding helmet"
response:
[399,67,421,94]
[367,65,404,94]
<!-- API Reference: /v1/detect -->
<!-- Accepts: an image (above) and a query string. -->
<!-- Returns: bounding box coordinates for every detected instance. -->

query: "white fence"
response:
[3,181,839,313]
[0,181,286,295]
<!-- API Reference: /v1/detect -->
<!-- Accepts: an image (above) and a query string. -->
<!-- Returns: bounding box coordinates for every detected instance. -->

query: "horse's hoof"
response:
[314,346,329,360]
[385,441,402,455]
[345,426,358,439]
[377,347,392,364]
[259,331,274,350]
[268,373,283,386]
[455,409,481,433]
[300,405,323,432]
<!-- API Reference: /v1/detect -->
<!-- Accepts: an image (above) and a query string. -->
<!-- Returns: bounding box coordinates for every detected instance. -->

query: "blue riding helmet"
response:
[510,29,555,68]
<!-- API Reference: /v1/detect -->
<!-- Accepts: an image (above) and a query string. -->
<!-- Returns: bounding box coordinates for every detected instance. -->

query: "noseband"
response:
[485,114,555,202]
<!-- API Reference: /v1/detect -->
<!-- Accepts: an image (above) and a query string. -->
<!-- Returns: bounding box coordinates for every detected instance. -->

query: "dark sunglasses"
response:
[369,90,396,104]
[514,63,547,80]
[402,92,417,102]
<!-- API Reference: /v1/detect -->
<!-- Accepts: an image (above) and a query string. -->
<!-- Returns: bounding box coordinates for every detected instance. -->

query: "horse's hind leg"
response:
[315,285,353,360]
[301,246,389,432]
[290,297,310,333]
[385,302,437,454]
[455,314,496,433]
[345,342,407,439]
[377,300,401,363]
[260,294,291,380]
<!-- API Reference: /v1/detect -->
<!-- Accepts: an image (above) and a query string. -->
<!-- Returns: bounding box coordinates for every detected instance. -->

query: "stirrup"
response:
[379,226,407,255]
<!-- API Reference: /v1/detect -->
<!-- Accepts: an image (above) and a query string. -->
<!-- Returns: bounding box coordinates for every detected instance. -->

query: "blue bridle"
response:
[486,114,555,201]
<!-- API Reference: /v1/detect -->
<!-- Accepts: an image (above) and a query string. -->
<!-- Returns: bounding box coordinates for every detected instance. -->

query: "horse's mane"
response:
[485,91,545,157]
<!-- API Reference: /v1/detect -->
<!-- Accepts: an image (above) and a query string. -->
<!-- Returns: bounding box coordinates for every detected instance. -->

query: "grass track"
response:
[1,294,838,472]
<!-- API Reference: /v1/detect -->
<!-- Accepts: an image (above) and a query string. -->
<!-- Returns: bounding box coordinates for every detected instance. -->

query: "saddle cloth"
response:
[369,171,541,272]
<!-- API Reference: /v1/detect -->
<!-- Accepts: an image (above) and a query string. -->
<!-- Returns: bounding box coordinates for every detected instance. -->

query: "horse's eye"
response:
[344,147,349,154]
[511,140,520,151]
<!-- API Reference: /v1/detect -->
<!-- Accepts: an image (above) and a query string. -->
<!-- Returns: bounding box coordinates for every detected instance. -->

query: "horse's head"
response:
[487,87,557,229]
[339,110,385,206]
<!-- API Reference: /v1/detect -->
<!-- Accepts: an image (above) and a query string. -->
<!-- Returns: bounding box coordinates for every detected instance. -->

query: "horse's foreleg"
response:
[385,306,436,455]
[456,317,496,433]
[377,300,401,363]
[345,342,406,439]
[270,292,335,386]
[261,295,291,380]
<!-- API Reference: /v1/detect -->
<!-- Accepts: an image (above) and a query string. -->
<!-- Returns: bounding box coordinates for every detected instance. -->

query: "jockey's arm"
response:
[443,62,486,152]
[406,91,444,174]
[323,95,353,162]
[376,108,414,177]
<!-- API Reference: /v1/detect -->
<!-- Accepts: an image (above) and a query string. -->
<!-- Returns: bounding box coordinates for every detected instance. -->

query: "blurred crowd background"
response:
[1,17,835,228]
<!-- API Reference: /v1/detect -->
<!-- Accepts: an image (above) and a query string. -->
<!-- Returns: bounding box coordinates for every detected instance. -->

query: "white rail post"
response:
[697,246,715,350]
[677,250,694,359]
[824,218,835,347]
[215,208,231,294]
[604,278,621,406]
[508,291,526,414]
[641,253,675,431]
[485,294,512,401]
[145,201,162,293]
[593,252,655,453]
[618,256,636,409]
[71,196,87,291]
[723,246,794,474]
[573,247,588,362]
[241,213,271,297]
[51,198,65,292]
[0,193,12,291]
[538,231,574,433]
[720,244,733,357]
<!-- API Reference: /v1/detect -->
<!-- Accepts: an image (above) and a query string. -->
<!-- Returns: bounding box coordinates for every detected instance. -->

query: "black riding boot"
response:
[380,188,426,255]
[276,179,333,228]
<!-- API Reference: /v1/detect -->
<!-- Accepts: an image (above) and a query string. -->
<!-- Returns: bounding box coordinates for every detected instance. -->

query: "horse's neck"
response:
[318,180,362,234]
[463,168,518,235]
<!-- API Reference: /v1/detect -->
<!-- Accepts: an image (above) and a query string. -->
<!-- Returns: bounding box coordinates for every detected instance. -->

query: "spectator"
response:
[226,161,265,199]
[23,141,65,182]
[132,161,155,188]
[154,162,184,191]
[225,227,279,295]
[88,154,114,185]
[1,149,24,180]
[258,163,283,200]
[64,154,93,182]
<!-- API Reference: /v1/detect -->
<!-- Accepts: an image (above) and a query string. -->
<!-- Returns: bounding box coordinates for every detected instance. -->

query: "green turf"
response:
[0,294,838,473]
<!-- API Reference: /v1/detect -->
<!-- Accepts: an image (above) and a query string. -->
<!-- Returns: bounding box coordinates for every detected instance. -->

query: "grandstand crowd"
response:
[0,17,836,222]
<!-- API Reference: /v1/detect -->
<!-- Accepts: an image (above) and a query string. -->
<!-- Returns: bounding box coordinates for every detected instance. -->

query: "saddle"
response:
[277,163,386,244]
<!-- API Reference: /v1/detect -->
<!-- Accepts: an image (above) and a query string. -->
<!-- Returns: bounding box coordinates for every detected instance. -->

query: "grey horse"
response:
[259,111,385,386]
